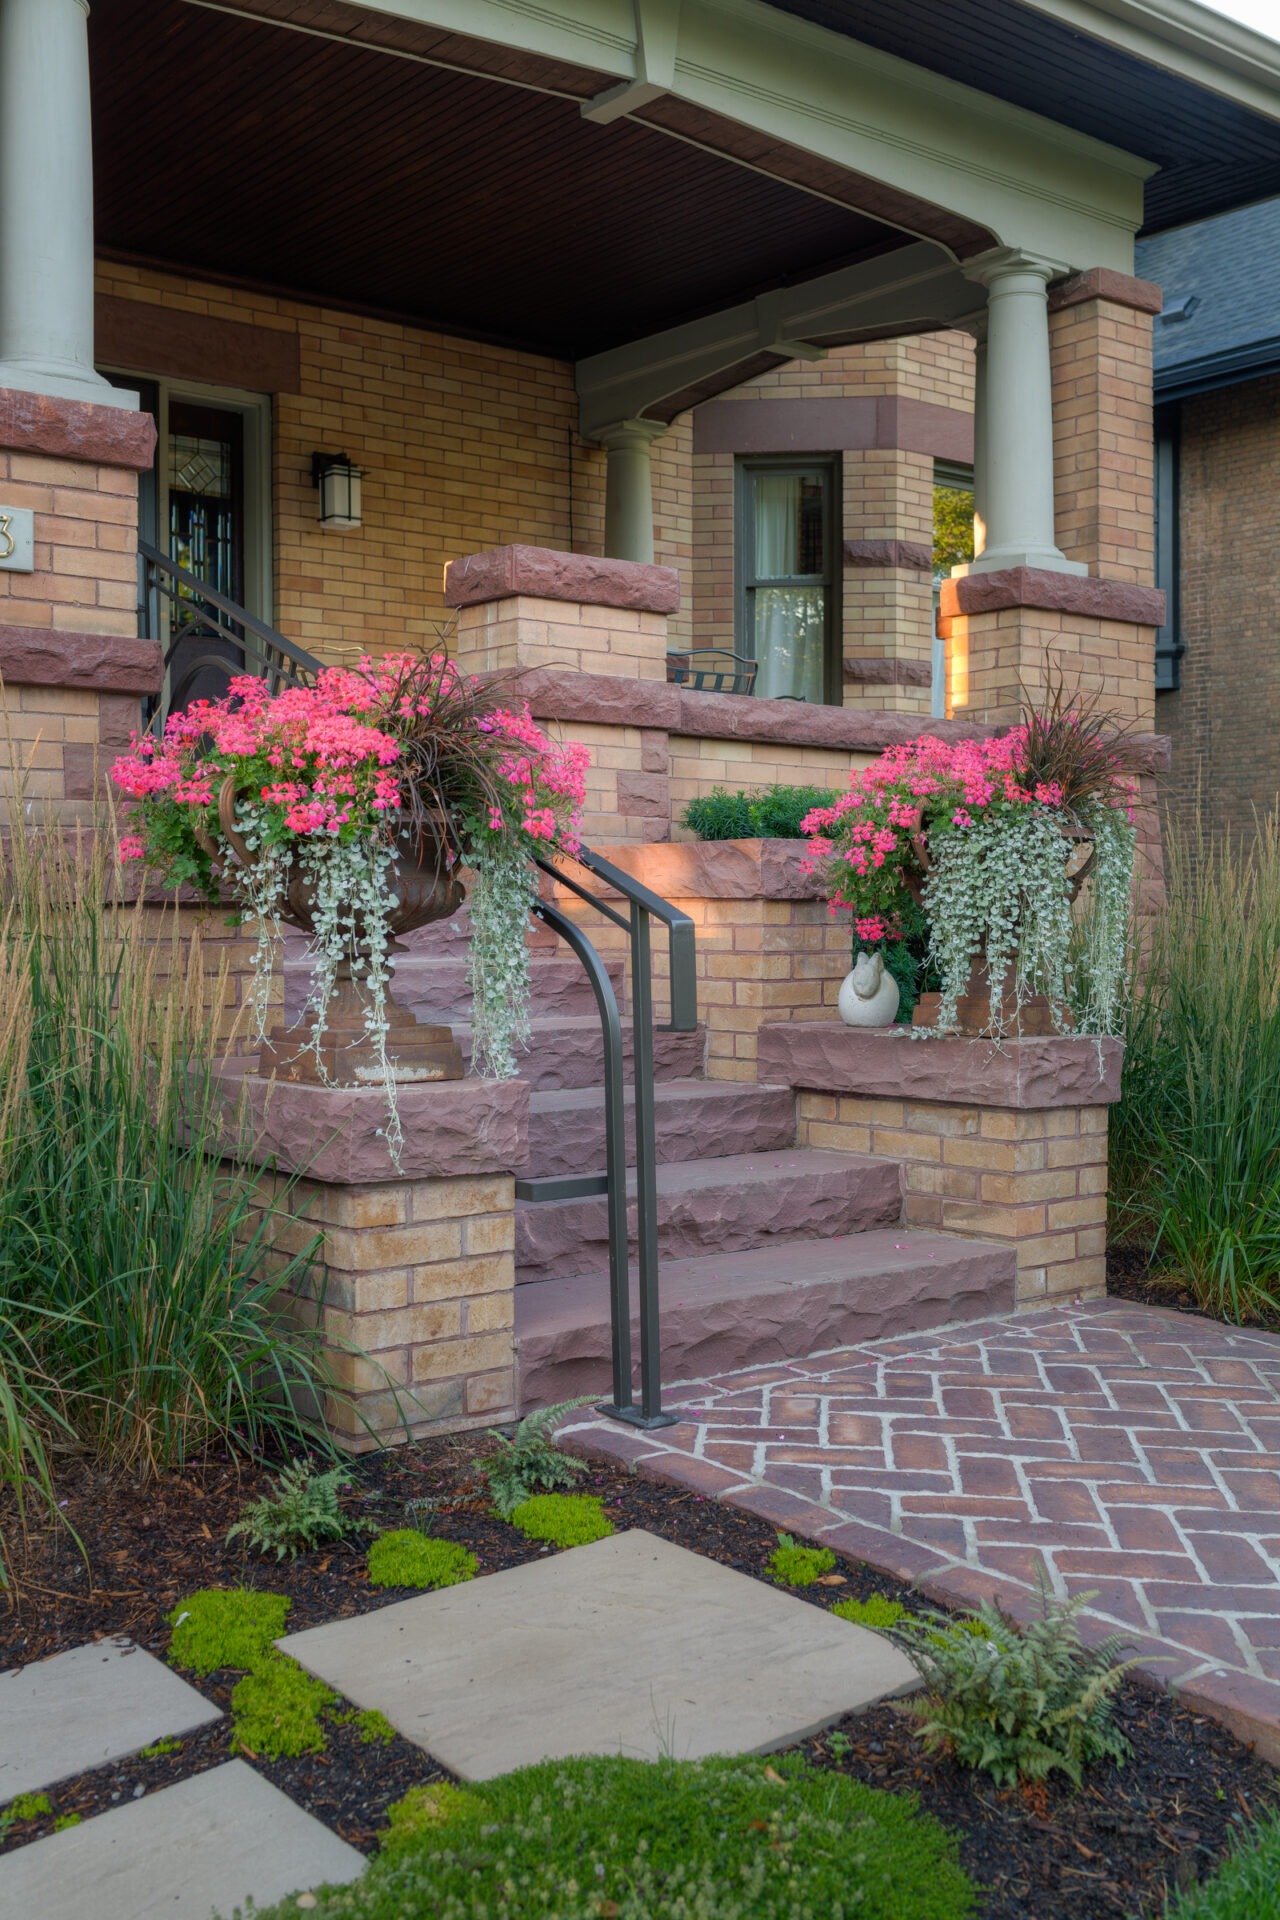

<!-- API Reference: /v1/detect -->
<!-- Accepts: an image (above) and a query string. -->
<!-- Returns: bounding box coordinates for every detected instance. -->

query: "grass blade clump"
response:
[1162,1808,1280,1920]
[0,798,368,1583]
[1107,808,1280,1323]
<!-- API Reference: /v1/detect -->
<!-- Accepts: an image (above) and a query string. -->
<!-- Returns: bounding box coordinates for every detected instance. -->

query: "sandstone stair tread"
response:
[451,1015,706,1090]
[516,1147,903,1283]
[515,1231,1018,1408]
[284,953,625,1021]
[522,1079,797,1176]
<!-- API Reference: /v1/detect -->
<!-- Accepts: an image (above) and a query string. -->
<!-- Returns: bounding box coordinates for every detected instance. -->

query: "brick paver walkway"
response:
[566,1301,1280,1761]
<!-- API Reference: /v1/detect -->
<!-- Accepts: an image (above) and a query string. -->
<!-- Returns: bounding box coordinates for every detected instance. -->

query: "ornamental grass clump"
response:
[802,681,1139,1036]
[111,651,590,1145]
[890,1585,1135,1788]
[1107,807,1280,1325]
[0,809,351,1584]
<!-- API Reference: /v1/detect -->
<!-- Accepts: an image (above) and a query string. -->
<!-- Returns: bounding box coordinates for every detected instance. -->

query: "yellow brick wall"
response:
[1050,297,1155,584]
[93,260,694,662]
[797,1092,1108,1304]
[252,1167,516,1448]
[0,444,139,641]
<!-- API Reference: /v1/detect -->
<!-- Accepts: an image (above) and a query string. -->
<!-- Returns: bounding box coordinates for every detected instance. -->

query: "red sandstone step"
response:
[515,1231,1018,1410]
[283,954,625,1024]
[452,1016,706,1091]
[516,1148,902,1284]
[521,1079,797,1178]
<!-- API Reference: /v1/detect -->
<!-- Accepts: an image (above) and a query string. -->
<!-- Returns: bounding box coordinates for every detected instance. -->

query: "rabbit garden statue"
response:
[837,949,900,1028]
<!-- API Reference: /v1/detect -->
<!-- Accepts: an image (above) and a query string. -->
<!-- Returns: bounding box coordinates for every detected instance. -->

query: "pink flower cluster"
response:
[799,726,1119,936]
[111,651,589,886]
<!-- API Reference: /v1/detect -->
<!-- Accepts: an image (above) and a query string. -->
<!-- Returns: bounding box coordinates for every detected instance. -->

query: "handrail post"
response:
[629,900,674,1426]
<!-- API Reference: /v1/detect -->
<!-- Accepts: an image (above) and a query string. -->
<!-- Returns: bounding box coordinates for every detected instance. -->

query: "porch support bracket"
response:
[576,243,985,439]
[582,0,681,124]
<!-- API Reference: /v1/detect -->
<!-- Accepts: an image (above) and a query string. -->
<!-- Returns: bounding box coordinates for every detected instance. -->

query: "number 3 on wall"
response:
[0,514,14,561]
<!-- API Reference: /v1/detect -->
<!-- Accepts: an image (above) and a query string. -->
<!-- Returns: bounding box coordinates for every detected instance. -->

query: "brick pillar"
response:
[226,1076,528,1448]
[757,1024,1123,1306]
[0,386,159,811]
[841,448,934,715]
[1049,269,1163,583]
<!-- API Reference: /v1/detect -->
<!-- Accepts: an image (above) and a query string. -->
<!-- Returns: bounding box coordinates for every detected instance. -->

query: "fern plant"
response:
[479,1398,593,1518]
[890,1584,1135,1788]
[226,1460,364,1561]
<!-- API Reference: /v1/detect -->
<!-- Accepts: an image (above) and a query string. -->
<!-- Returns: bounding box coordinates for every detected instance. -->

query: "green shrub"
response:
[1160,1809,1280,1920]
[891,1586,1133,1787]
[1104,809,1280,1323]
[167,1588,291,1674]
[833,1594,906,1631]
[478,1398,590,1518]
[0,812,362,1564]
[683,784,833,842]
[366,1530,478,1589]
[508,1492,613,1547]
[227,1460,364,1561]
[230,1654,335,1760]
[767,1531,836,1587]
[241,1752,976,1920]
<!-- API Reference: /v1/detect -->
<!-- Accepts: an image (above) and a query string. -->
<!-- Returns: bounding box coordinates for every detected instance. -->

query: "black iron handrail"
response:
[138,538,322,727]
[666,647,758,696]
[519,845,697,1428]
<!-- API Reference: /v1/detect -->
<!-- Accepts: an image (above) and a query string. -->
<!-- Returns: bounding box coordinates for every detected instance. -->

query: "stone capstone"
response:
[756,1024,1124,1109]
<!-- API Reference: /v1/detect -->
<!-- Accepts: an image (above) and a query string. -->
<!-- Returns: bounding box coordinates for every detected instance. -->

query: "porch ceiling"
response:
[89,0,909,359]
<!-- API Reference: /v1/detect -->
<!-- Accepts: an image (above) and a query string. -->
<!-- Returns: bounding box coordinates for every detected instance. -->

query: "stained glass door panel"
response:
[165,401,246,710]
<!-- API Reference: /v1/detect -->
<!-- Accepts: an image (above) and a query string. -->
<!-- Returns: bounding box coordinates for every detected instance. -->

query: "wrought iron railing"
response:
[666,647,758,696]
[521,847,697,1428]
[138,539,321,728]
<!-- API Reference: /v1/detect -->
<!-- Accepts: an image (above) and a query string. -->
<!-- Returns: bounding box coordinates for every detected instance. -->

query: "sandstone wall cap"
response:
[756,1023,1123,1107]
[444,545,680,615]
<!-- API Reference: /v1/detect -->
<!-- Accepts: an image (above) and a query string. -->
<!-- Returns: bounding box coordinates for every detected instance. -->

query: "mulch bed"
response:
[3,1434,1277,1920]
[1107,1243,1280,1330]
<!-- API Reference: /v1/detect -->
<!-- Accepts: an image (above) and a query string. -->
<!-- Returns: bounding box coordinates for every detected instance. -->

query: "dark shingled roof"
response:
[1137,198,1280,399]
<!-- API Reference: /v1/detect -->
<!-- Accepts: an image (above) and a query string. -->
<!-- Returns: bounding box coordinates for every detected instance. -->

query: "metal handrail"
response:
[519,843,698,1428]
[138,539,322,727]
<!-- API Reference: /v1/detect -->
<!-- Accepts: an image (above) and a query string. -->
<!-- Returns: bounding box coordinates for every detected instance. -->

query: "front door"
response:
[165,399,248,708]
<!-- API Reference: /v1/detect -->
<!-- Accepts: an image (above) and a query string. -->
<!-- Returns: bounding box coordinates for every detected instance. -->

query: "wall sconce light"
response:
[311,451,363,530]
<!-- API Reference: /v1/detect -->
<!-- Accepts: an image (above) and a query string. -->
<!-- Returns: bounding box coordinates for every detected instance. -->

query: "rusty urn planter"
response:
[904,827,1096,1039]
[205,776,467,1084]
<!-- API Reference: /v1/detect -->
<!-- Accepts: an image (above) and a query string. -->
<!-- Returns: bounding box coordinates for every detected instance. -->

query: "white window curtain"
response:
[751,473,826,702]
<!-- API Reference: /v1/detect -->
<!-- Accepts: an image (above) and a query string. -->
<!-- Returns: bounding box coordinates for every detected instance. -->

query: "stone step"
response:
[516,1148,901,1285]
[283,953,625,1024]
[515,1231,1018,1410]
[521,1079,797,1178]
[454,1015,706,1091]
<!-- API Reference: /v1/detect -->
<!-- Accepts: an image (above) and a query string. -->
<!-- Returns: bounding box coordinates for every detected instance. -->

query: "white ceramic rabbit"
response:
[838,949,901,1028]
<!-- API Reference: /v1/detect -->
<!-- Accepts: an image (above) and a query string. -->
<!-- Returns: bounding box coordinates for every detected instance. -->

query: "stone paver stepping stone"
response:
[0,1761,364,1920]
[0,1639,222,1800]
[280,1528,918,1780]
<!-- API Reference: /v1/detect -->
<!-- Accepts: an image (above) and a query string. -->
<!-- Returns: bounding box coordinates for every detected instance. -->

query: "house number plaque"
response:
[0,507,34,572]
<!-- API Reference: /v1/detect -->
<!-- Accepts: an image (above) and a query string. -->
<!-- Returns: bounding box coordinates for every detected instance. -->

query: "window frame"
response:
[734,453,841,704]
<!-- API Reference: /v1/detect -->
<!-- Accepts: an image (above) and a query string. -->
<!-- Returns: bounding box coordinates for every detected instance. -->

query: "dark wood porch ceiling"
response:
[89,0,909,360]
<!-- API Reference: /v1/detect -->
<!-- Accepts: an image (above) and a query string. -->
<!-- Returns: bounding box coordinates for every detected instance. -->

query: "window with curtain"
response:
[735,459,838,702]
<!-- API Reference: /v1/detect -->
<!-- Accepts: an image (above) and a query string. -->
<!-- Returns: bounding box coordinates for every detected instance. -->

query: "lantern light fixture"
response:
[311,451,363,530]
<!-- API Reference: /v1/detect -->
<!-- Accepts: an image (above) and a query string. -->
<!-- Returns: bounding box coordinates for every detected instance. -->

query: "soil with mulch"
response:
[3,1435,1277,1920]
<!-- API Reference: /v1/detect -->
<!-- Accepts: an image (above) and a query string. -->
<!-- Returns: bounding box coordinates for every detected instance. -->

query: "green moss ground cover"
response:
[239,1752,976,1920]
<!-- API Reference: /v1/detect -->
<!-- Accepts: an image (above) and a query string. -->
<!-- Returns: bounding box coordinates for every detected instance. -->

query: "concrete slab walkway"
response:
[564,1301,1280,1764]
[0,1761,364,1920]
[281,1529,917,1778]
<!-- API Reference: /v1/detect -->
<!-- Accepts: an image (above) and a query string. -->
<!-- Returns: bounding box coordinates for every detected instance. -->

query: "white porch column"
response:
[962,249,1082,576]
[0,0,123,405]
[598,419,666,564]
[971,336,988,560]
